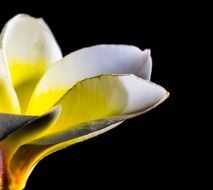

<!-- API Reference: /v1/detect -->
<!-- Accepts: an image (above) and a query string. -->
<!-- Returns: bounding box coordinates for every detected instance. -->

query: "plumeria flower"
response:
[0,14,169,190]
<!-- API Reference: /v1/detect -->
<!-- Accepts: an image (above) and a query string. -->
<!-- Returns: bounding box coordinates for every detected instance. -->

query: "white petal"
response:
[0,14,62,75]
[55,44,152,81]
[120,75,167,113]
[38,74,169,134]
[28,45,152,114]
[0,14,62,112]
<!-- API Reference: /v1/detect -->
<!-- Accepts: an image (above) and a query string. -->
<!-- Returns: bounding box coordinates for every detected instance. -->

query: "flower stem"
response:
[0,146,9,190]
[0,146,24,190]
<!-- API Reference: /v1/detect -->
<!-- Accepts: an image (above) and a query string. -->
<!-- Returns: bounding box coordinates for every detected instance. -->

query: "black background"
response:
[0,2,179,189]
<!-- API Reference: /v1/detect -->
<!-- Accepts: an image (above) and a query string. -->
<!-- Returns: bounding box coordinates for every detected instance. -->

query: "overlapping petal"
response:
[44,74,167,134]
[27,45,152,115]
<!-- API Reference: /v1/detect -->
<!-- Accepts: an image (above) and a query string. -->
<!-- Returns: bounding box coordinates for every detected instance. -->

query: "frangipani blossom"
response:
[0,14,169,190]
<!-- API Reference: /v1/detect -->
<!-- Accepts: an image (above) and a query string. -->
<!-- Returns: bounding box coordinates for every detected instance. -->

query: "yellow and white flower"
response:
[0,14,169,190]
